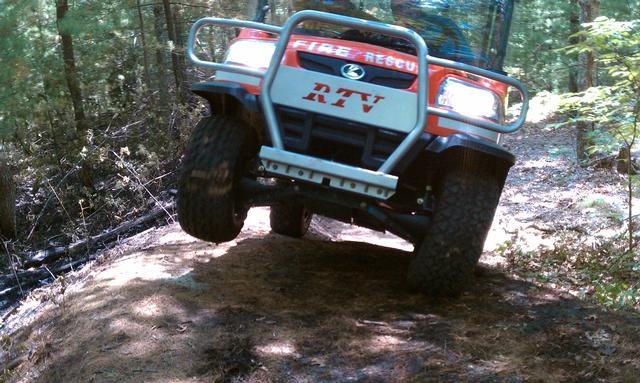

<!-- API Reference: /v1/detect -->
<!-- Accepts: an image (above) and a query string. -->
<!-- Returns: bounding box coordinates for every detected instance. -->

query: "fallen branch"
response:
[23,202,175,269]
[1,201,176,315]
[526,224,588,235]
[0,254,98,312]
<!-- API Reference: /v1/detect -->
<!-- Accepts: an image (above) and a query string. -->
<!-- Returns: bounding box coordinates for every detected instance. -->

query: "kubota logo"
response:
[340,64,365,80]
[302,82,385,113]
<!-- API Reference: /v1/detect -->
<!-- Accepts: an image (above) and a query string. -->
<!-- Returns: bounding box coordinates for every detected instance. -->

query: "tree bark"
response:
[173,4,188,96]
[575,0,600,163]
[154,5,170,113]
[173,4,185,49]
[55,0,87,133]
[162,0,185,103]
[0,157,16,240]
[568,0,580,93]
[136,0,152,90]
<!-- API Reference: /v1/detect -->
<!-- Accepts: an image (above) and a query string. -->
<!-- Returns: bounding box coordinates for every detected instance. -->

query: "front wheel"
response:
[407,170,501,297]
[177,115,255,243]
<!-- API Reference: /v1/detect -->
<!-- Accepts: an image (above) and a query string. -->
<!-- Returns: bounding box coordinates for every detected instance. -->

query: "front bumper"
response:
[259,146,398,199]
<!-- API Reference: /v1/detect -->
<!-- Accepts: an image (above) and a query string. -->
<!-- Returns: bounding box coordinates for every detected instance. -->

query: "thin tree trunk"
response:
[173,5,185,48]
[173,4,187,90]
[162,0,185,103]
[575,0,600,163]
[37,17,63,157]
[628,150,634,252]
[55,0,87,134]
[136,0,152,90]
[154,5,170,114]
[568,0,580,93]
[0,157,16,240]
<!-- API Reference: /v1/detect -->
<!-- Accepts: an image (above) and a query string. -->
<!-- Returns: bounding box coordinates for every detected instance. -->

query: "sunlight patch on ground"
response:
[98,255,191,287]
[107,317,145,335]
[484,206,513,252]
[486,204,557,253]
[131,296,167,317]
[473,357,511,376]
[509,194,530,204]
[366,335,406,352]
[188,242,239,259]
[332,226,414,252]
[243,207,273,235]
[256,341,297,356]
[0,296,45,334]
[485,220,556,254]
[519,157,563,170]
[156,230,199,246]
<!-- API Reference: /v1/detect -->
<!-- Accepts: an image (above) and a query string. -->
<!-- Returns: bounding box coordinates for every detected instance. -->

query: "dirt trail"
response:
[2,123,640,382]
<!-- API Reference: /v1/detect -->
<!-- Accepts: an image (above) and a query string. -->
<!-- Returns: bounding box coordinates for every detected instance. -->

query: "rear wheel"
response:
[407,170,501,297]
[177,116,255,243]
[269,184,313,238]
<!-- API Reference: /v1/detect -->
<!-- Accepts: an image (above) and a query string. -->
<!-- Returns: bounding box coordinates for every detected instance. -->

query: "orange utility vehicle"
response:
[178,0,529,296]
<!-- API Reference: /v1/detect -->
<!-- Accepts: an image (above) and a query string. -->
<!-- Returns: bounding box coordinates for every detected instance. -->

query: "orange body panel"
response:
[219,28,509,142]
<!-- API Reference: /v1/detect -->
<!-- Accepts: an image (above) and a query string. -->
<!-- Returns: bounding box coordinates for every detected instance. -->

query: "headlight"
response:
[436,78,503,123]
[224,40,276,70]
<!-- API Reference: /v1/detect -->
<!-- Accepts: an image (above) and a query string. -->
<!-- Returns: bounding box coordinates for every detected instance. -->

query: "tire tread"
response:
[177,116,252,243]
[408,170,501,296]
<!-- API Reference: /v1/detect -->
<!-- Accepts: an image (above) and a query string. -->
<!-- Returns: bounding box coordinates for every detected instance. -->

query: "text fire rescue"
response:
[292,40,417,72]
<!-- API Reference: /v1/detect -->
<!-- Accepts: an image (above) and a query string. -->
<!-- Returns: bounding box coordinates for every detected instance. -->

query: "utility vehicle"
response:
[178,0,529,296]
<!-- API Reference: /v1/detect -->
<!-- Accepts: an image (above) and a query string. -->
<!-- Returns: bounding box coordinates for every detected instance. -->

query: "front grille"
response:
[275,105,407,170]
[298,52,416,89]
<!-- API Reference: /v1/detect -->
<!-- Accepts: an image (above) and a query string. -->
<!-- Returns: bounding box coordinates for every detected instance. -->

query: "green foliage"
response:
[495,240,538,271]
[507,0,576,93]
[594,281,639,309]
[553,16,640,252]
[578,196,625,224]
[506,0,640,94]
[498,235,640,311]
[560,17,640,150]
[0,0,226,251]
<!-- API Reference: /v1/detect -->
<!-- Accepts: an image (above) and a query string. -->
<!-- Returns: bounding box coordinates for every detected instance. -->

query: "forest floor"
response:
[1,117,640,382]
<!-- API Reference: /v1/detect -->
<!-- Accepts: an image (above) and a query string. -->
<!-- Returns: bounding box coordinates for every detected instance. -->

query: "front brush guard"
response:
[187,10,529,200]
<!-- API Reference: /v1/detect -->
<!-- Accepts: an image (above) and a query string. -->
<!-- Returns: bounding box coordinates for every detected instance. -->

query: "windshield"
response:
[252,0,514,72]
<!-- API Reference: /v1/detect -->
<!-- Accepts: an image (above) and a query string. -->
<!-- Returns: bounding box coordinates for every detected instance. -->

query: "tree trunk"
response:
[162,0,185,104]
[173,4,188,98]
[0,158,16,240]
[136,0,152,90]
[153,5,170,125]
[173,5,185,49]
[575,0,600,163]
[568,0,580,93]
[55,0,87,134]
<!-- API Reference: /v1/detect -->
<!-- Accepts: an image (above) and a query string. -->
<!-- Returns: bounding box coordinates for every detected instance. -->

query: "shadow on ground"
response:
[7,227,640,383]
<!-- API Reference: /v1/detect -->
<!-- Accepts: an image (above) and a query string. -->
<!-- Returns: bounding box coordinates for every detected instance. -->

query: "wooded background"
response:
[0,0,639,301]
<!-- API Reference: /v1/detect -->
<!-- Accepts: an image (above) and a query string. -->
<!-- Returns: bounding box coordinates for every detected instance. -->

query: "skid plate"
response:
[259,146,397,199]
